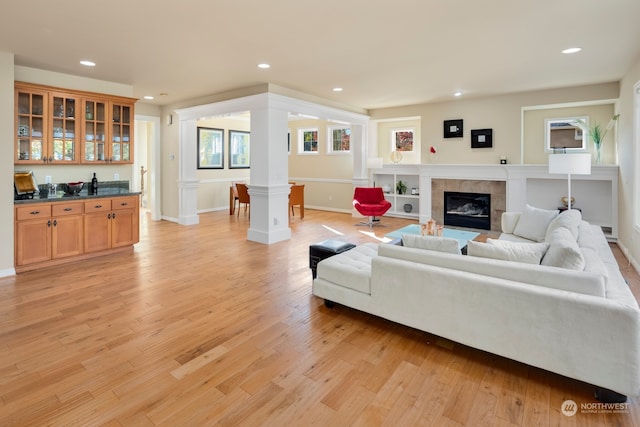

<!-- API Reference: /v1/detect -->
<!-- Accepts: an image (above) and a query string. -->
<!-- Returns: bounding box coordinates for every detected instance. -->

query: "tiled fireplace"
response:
[431,179,506,231]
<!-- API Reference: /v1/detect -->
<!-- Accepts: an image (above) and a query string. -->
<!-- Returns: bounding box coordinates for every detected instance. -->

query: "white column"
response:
[178,118,199,225]
[352,123,369,188]
[246,95,292,244]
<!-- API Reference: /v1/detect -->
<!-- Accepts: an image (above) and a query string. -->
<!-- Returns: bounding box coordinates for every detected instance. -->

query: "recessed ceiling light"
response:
[454,91,463,97]
[143,95,154,100]
[80,60,96,67]
[333,87,343,92]
[562,47,582,54]
[257,63,271,69]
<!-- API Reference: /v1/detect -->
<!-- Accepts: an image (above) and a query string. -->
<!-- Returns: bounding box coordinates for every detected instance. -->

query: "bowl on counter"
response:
[64,182,84,195]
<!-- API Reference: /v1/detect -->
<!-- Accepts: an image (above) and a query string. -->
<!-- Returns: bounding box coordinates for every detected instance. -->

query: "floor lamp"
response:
[548,153,591,210]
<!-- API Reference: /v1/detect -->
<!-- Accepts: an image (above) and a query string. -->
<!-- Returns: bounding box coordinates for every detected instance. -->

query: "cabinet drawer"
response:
[84,200,112,212]
[52,202,84,217]
[16,204,52,221]
[112,196,139,210]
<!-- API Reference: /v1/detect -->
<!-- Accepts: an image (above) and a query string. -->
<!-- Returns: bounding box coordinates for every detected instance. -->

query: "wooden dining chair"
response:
[231,181,245,214]
[235,183,250,218]
[289,184,305,220]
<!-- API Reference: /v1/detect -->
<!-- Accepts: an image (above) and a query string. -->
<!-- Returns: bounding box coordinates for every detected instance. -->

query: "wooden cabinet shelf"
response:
[373,167,421,218]
[14,82,136,165]
[14,195,140,272]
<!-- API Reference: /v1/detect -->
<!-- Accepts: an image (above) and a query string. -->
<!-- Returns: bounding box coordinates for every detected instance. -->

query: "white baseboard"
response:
[0,268,16,278]
[615,240,640,276]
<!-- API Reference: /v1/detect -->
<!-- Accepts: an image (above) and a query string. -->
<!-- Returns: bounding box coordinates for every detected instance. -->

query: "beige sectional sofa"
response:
[312,207,640,400]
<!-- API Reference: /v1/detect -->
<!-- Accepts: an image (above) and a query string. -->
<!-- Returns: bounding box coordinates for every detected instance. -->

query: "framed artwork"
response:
[471,129,493,148]
[328,126,351,153]
[392,128,414,152]
[197,127,224,169]
[229,130,250,168]
[444,119,463,138]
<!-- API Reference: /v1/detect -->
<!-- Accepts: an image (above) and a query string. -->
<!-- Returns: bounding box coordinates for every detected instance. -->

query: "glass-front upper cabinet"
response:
[82,98,108,163]
[15,87,48,164]
[110,103,132,163]
[15,83,135,165]
[49,91,79,163]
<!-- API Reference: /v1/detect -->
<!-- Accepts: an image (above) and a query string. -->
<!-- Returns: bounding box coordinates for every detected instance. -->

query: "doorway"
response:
[134,115,161,220]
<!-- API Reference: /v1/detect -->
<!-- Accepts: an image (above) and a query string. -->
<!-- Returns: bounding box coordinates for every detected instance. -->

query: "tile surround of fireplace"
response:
[432,179,506,231]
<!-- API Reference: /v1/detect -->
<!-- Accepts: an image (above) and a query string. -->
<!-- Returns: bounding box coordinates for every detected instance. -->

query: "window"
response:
[298,128,319,153]
[327,126,350,153]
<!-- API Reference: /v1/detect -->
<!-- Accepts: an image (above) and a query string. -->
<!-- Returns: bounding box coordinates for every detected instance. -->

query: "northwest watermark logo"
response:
[561,400,577,417]
[562,399,630,416]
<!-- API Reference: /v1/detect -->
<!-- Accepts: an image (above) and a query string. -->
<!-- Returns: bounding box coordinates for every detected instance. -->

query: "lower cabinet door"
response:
[51,215,84,259]
[15,219,51,266]
[84,212,111,253]
[111,208,137,247]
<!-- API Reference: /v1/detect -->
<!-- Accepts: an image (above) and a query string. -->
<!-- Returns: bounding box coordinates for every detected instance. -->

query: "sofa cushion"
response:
[512,204,559,242]
[545,209,582,241]
[541,227,585,270]
[316,243,377,294]
[487,238,549,263]
[377,244,606,297]
[468,240,548,264]
[581,247,608,283]
[501,211,522,234]
[401,234,461,255]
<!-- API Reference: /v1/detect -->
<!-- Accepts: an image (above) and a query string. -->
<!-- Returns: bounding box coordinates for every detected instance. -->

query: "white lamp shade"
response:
[548,153,591,175]
[367,157,384,169]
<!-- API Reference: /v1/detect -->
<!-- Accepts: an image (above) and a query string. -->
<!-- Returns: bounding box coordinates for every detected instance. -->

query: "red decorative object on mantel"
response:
[430,146,437,154]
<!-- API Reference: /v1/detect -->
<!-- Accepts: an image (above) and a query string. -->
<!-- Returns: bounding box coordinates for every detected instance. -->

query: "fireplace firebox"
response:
[444,191,491,230]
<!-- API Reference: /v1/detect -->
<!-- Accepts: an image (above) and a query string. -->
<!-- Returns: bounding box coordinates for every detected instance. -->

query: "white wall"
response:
[617,54,640,270]
[0,52,15,276]
[369,82,619,166]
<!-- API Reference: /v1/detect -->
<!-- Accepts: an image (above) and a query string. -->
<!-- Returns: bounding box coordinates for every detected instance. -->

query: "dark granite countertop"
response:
[15,189,141,205]
[15,181,140,205]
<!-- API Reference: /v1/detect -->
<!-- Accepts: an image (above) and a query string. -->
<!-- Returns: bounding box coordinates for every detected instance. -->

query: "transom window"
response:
[298,128,319,154]
[327,126,350,153]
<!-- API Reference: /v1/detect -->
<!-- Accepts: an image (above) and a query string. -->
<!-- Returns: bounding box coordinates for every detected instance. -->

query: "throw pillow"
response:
[402,234,461,255]
[541,226,585,270]
[468,240,548,264]
[512,204,559,242]
[545,209,582,241]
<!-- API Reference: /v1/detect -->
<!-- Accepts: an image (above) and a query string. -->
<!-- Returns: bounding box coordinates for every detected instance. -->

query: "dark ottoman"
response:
[309,239,356,279]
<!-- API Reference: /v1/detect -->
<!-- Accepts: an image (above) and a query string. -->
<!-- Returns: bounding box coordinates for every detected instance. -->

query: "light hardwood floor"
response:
[1,209,639,426]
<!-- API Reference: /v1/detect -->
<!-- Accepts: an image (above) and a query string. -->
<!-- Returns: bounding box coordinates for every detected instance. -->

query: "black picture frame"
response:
[443,119,463,138]
[229,130,250,169]
[197,127,224,169]
[471,128,493,148]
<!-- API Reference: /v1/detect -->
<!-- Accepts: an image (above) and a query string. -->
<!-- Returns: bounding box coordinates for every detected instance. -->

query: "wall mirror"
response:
[544,116,588,152]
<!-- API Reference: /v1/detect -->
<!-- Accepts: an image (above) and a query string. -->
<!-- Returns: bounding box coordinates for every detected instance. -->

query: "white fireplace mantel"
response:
[374,164,619,239]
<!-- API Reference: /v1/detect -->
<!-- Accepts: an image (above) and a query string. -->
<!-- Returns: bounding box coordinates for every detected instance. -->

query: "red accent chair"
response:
[353,187,392,227]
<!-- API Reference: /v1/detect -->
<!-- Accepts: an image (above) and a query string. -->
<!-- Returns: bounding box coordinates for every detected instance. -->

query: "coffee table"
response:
[385,224,483,250]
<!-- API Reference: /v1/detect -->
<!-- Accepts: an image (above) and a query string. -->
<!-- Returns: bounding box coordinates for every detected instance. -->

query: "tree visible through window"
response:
[300,129,318,153]
[329,127,350,153]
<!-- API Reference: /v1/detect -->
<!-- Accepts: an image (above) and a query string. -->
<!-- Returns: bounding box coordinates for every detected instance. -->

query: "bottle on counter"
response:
[91,173,98,195]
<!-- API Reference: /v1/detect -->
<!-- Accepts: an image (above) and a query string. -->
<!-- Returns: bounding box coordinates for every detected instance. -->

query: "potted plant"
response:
[574,114,619,164]
[396,180,407,194]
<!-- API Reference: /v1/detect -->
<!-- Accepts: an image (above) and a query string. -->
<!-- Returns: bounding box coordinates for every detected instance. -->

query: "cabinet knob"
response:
[95,205,102,209]
[47,219,51,227]
[107,213,111,219]
[64,208,72,212]
[120,202,128,206]
[112,212,116,219]
[53,219,57,226]
[30,211,40,215]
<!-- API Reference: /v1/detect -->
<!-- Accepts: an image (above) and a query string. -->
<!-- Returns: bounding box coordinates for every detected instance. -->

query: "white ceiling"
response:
[2,0,639,110]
